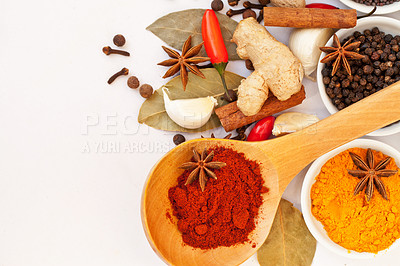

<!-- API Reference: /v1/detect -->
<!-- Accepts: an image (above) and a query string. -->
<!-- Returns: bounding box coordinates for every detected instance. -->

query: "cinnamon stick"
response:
[263,7,357,28]
[215,87,306,132]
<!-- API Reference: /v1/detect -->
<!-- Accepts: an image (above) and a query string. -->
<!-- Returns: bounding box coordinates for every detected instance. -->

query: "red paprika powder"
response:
[168,146,268,249]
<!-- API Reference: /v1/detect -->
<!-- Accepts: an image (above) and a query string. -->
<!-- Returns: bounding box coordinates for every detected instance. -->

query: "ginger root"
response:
[271,0,306,8]
[232,17,304,116]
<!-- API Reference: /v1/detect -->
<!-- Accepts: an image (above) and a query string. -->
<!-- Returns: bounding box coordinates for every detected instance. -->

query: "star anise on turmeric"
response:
[320,34,365,76]
[158,36,210,91]
[347,148,398,202]
[180,148,226,191]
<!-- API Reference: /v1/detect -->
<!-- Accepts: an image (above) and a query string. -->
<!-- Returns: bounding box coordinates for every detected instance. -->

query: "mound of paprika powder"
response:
[168,146,268,249]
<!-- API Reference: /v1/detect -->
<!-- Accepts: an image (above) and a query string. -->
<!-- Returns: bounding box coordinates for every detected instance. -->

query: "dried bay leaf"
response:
[146,9,240,61]
[258,199,316,266]
[138,68,244,133]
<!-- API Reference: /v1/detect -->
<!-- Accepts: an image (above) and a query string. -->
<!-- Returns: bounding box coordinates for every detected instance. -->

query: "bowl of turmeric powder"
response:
[301,139,400,258]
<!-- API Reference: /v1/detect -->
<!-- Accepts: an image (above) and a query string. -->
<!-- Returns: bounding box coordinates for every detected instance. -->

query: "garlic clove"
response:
[163,88,217,129]
[289,28,334,77]
[272,112,319,136]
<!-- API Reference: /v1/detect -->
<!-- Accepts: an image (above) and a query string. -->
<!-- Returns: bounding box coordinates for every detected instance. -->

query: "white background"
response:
[1,0,400,265]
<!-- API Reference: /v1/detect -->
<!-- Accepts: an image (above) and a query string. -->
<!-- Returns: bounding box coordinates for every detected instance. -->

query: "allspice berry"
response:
[243,9,256,19]
[139,84,153,98]
[113,34,126,47]
[127,76,140,89]
[211,0,224,11]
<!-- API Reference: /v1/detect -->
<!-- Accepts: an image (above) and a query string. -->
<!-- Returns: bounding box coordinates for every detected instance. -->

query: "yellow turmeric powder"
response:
[311,147,400,253]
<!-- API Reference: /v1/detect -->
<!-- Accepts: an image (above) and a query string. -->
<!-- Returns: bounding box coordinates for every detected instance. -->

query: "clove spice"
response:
[257,9,264,23]
[243,1,266,9]
[226,8,247,17]
[228,0,240,6]
[102,46,130,56]
[107,68,129,84]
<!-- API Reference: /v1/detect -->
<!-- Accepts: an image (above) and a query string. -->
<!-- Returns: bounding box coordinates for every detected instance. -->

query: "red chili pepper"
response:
[202,9,232,101]
[306,3,338,9]
[247,116,275,142]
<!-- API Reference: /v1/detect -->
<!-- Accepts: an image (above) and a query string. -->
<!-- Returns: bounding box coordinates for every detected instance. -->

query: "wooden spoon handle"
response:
[255,81,400,194]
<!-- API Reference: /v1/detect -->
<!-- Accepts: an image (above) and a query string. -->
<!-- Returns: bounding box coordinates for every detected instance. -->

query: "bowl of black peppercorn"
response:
[340,0,400,15]
[317,16,400,136]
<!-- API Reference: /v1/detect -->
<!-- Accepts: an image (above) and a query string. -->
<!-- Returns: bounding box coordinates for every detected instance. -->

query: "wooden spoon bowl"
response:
[141,81,400,266]
[141,140,280,265]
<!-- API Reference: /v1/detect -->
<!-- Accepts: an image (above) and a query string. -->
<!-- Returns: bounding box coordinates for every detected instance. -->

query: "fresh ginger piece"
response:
[271,0,306,8]
[232,17,304,116]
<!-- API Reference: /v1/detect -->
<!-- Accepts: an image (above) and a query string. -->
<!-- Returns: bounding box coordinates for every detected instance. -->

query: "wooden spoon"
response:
[141,81,400,266]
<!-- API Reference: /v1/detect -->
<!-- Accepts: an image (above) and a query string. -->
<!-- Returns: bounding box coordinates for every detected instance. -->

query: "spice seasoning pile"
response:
[353,0,399,6]
[168,146,268,249]
[322,28,400,110]
[311,148,400,253]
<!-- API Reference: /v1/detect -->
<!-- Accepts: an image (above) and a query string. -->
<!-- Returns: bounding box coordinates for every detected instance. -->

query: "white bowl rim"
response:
[317,16,400,137]
[340,0,400,15]
[301,138,400,259]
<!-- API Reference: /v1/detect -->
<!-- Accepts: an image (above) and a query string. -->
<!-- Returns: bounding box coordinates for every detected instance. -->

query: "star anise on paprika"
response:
[347,148,398,202]
[158,36,210,91]
[320,34,365,76]
[180,148,226,191]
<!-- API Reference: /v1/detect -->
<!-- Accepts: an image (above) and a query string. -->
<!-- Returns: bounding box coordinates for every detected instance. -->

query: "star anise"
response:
[320,34,365,76]
[347,148,398,202]
[180,148,226,191]
[158,36,210,91]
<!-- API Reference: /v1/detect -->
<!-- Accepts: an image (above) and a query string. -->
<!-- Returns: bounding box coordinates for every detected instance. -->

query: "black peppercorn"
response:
[322,26,400,111]
[173,134,186,145]
[371,52,380,61]
[322,68,330,77]
[342,79,350,88]
[363,65,373,75]
[323,76,331,85]
[365,48,373,56]
[389,54,397,62]
[113,34,126,47]
[380,62,389,71]
[385,34,394,43]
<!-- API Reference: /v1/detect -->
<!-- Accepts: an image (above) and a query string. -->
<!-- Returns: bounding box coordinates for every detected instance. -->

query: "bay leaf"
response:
[138,68,244,133]
[258,199,316,266]
[146,9,240,61]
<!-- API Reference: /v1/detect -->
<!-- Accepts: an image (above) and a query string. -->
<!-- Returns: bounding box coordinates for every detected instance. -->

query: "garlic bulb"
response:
[163,88,217,129]
[272,112,320,136]
[289,28,334,77]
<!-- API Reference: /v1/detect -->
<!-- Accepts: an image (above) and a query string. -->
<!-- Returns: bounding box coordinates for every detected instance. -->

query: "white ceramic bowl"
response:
[317,16,400,136]
[340,0,400,15]
[301,139,400,259]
